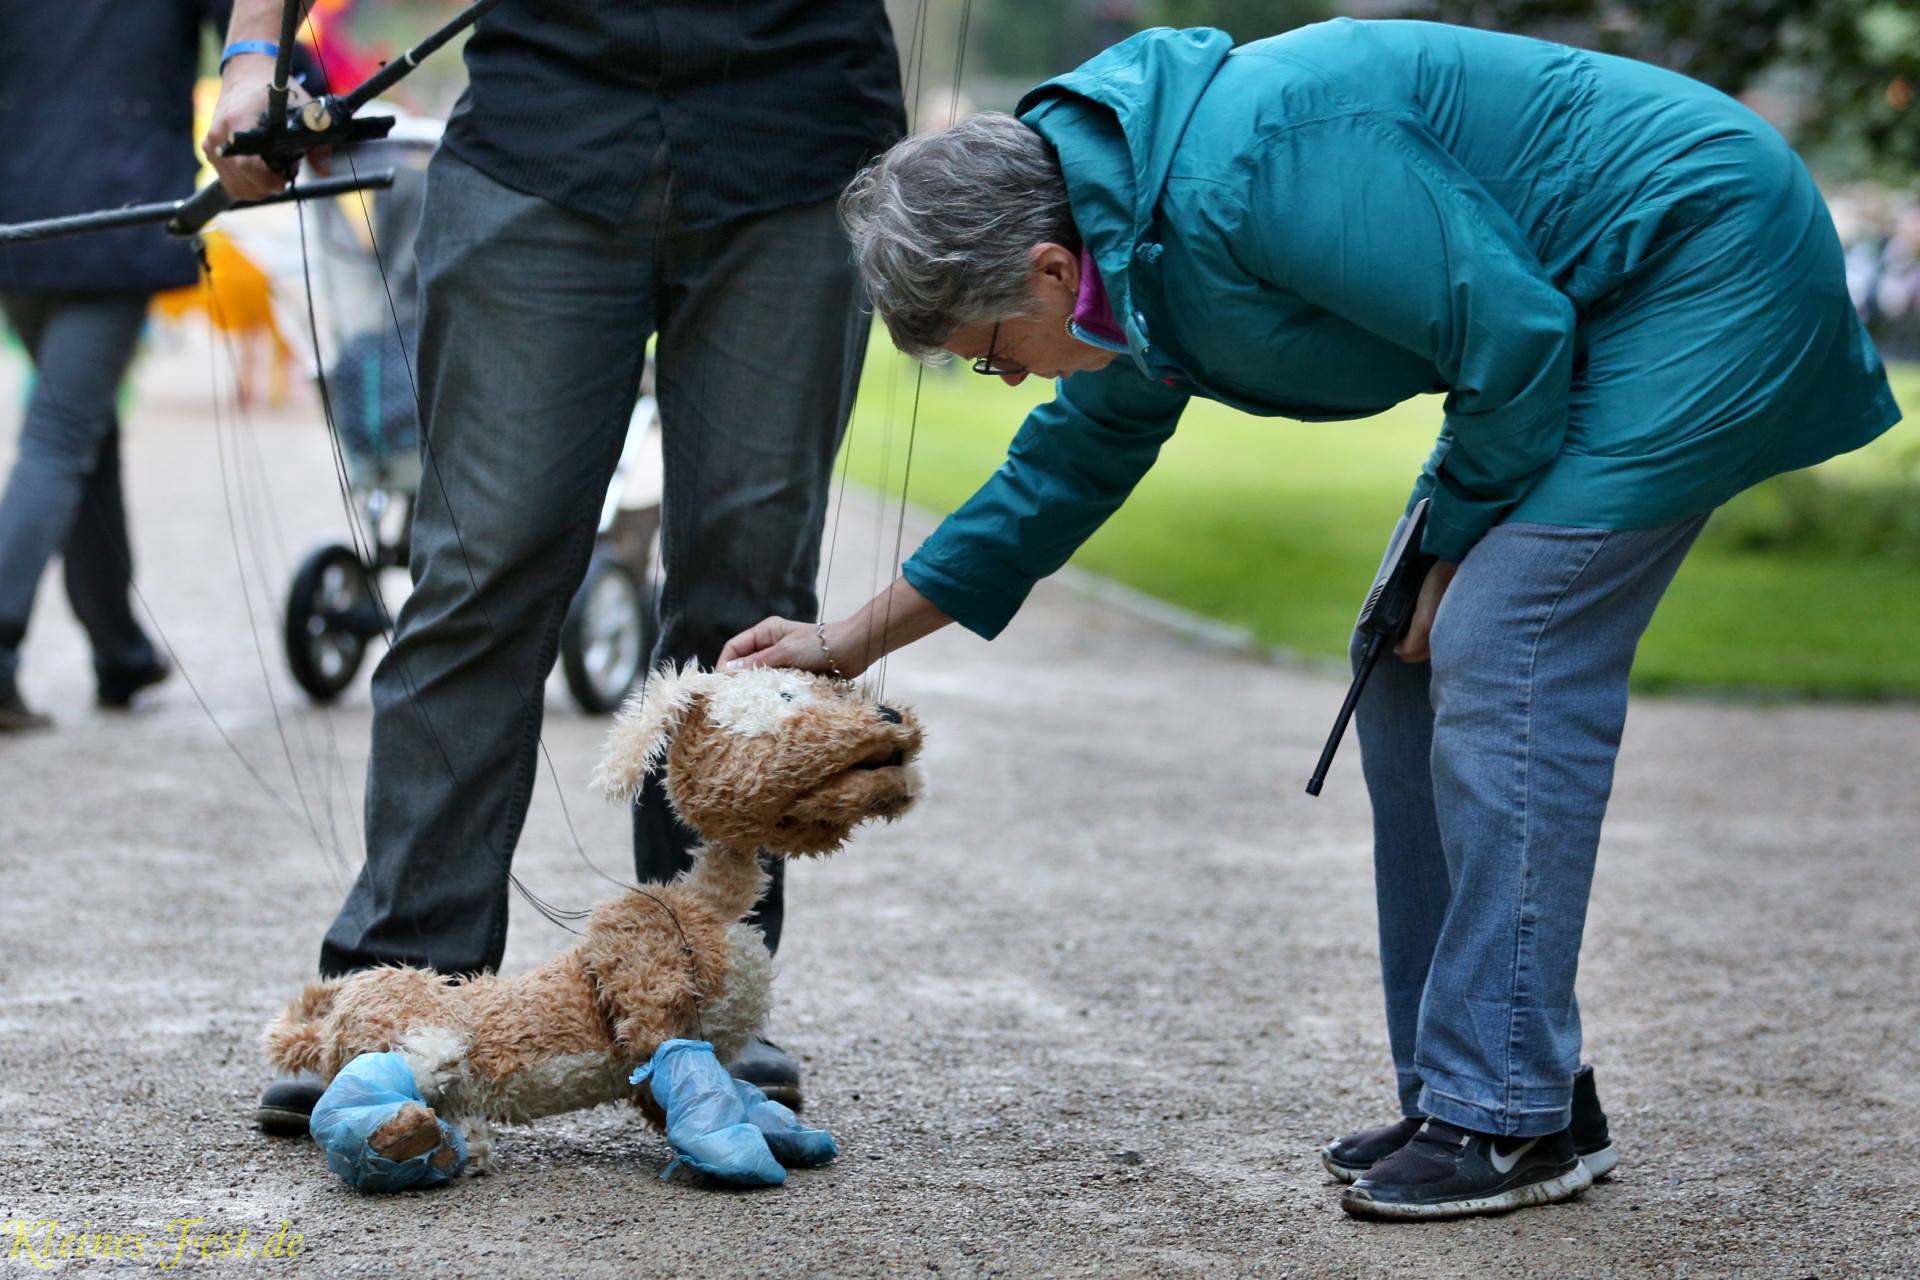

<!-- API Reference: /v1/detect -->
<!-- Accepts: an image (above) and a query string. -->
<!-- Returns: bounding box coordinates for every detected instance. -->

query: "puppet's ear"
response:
[594,662,711,802]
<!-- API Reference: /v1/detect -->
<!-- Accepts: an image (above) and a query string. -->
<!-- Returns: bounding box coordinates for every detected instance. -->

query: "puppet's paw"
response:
[311,1051,468,1192]
[732,1079,838,1168]
[631,1039,786,1187]
[368,1103,444,1163]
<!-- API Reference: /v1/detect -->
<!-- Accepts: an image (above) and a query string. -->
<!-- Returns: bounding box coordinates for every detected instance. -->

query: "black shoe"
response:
[1340,1119,1594,1221]
[1572,1064,1617,1180]
[1322,1116,1425,1183]
[1324,1066,1619,1184]
[97,655,171,709]
[255,1071,326,1136]
[0,680,52,732]
[727,1037,802,1111]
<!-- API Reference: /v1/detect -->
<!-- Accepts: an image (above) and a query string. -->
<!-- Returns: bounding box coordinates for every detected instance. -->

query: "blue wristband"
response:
[220,40,280,73]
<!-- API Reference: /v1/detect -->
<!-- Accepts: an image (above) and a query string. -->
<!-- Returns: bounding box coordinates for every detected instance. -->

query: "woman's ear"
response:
[594,663,712,801]
[1028,241,1081,295]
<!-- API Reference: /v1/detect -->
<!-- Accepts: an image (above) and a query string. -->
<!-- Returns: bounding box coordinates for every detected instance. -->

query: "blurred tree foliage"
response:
[1403,1,1919,174]
[1137,0,1337,41]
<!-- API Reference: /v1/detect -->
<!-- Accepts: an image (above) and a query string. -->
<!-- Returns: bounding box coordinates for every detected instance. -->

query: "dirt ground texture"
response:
[1,344,1917,1278]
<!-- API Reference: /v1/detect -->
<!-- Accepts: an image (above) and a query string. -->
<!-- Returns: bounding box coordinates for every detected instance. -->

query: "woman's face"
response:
[941,243,1123,386]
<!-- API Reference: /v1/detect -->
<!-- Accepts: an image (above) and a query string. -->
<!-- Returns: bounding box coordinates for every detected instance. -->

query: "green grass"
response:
[844,348,1920,698]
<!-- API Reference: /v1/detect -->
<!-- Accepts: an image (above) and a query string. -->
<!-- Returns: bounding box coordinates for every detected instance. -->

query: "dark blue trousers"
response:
[0,291,158,688]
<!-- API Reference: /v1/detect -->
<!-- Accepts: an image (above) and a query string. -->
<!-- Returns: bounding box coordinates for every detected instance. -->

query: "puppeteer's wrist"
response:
[219,54,277,93]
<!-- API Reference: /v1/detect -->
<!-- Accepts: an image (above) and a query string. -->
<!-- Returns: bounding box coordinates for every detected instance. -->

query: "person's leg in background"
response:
[1343,514,1707,1218]
[315,148,662,985]
[630,195,871,1102]
[66,425,168,705]
[0,291,155,729]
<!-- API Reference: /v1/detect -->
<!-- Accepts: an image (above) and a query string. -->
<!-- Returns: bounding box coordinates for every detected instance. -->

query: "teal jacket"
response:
[902,20,1901,640]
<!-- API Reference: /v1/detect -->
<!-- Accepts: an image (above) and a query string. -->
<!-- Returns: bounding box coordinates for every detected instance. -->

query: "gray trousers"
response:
[0,292,158,686]
[319,148,868,977]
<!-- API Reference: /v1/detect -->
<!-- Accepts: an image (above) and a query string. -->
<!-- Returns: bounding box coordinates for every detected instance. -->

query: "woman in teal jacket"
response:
[722,20,1901,1220]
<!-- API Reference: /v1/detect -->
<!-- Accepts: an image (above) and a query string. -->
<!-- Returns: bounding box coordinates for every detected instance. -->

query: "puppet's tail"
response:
[263,979,340,1076]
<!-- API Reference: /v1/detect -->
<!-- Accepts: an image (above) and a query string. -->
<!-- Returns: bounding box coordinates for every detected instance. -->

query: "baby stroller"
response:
[282,113,659,714]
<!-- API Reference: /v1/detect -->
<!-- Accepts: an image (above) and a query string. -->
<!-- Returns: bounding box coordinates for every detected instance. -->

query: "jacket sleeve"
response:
[901,362,1188,639]
[1242,110,1576,562]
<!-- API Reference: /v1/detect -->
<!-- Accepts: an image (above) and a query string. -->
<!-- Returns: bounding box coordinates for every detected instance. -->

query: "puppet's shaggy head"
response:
[598,664,924,855]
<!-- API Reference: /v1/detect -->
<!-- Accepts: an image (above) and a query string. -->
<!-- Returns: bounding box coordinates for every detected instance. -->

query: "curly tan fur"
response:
[265,665,923,1176]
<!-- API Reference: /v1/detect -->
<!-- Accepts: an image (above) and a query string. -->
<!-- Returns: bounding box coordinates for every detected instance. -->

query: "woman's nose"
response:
[1000,372,1028,387]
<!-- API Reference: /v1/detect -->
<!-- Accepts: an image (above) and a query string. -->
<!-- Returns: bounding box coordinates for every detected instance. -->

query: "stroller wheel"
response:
[561,552,653,714]
[285,544,380,704]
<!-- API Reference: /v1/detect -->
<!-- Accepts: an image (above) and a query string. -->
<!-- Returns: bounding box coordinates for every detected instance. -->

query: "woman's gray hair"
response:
[839,112,1080,362]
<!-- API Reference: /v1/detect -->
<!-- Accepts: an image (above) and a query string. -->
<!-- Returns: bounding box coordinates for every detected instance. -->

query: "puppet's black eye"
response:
[779,691,795,701]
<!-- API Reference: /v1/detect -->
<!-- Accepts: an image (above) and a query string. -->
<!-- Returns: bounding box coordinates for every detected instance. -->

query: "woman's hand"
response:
[720,618,869,677]
[1395,560,1458,663]
[720,576,953,677]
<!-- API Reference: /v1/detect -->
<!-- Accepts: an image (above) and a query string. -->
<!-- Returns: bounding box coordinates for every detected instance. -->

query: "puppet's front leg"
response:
[311,1051,470,1192]
[630,1039,838,1187]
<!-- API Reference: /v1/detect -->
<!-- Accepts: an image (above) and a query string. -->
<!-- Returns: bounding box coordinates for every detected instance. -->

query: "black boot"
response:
[97,654,172,709]
[727,1037,803,1110]
[255,1071,327,1136]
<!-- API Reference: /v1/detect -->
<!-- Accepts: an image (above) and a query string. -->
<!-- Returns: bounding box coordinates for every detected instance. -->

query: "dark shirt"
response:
[441,0,907,230]
[0,0,229,293]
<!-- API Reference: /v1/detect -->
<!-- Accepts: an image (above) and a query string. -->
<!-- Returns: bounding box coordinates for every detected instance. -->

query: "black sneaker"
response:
[727,1036,802,1110]
[255,1071,326,1136]
[1324,1066,1619,1184]
[1572,1064,1617,1180]
[1322,1116,1425,1183]
[1340,1119,1594,1220]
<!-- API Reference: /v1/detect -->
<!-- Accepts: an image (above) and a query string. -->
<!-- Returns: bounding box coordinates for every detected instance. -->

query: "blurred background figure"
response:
[0,2,242,728]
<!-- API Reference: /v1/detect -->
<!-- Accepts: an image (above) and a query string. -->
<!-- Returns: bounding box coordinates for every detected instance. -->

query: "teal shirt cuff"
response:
[902,546,1032,641]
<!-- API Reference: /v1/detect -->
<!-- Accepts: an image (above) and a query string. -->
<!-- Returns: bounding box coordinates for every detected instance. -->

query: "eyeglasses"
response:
[970,322,1027,377]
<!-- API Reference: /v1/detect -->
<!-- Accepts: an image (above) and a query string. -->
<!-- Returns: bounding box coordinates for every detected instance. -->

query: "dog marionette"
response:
[263,664,923,1189]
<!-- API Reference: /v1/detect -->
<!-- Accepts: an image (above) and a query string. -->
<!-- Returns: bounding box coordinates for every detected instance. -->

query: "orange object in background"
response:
[151,232,295,408]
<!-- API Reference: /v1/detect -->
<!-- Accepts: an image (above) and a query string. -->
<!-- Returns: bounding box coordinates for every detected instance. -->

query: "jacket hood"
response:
[1016,27,1234,353]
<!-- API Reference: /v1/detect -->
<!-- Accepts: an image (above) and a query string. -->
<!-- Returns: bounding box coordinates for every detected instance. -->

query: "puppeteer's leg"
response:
[631,196,870,957]
[321,149,663,978]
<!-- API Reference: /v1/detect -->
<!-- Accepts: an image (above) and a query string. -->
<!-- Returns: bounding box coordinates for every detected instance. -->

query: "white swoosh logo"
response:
[1489,1138,1538,1175]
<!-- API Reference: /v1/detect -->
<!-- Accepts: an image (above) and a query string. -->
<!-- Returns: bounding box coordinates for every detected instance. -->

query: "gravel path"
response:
[2,344,1916,1277]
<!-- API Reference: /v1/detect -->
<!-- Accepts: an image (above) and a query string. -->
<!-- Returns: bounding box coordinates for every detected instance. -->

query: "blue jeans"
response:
[1353,514,1708,1137]
[0,292,158,688]
[318,147,868,977]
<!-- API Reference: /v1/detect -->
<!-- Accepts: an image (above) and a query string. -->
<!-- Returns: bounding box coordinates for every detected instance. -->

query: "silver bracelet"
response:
[815,622,846,679]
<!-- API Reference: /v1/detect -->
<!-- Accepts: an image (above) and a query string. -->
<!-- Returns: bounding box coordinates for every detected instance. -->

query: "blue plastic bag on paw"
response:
[309,1051,467,1193]
[732,1078,837,1167]
[630,1039,790,1186]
